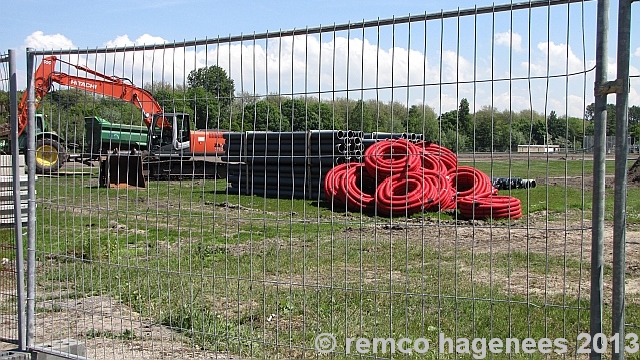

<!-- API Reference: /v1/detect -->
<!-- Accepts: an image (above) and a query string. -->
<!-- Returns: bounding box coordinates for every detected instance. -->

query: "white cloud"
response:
[635,47,640,57]
[103,34,168,48]
[23,31,622,118]
[24,31,75,50]
[522,41,585,79]
[536,41,584,75]
[494,30,523,52]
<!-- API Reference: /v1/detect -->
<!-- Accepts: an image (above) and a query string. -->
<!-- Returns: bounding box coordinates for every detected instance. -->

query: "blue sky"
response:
[2,0,639,117]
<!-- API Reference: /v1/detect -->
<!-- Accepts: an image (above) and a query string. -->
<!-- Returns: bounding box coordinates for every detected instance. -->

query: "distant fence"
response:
[583,135,634,153]
[4,0,638,359]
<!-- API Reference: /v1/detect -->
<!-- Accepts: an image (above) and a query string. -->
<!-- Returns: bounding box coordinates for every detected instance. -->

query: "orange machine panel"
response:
[190,130,226,155]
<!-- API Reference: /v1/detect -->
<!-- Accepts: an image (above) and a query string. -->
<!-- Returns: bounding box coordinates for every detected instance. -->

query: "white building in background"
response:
[517,145,560,153]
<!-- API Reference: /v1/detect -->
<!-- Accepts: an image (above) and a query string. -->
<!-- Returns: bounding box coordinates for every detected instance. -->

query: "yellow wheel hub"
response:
[36,144,59,167]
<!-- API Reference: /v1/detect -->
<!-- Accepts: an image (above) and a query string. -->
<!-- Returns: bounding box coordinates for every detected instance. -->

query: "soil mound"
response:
[629,157,640,185]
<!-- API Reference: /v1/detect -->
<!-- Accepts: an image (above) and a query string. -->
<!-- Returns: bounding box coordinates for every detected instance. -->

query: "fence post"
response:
[612,0,633,358]
[8,48,27,352]
[591,0,609,359]
[25,48,37,349]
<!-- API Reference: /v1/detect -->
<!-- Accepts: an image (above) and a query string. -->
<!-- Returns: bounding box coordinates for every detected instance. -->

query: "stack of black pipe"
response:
[361,132,425,152]
[221,130,367,199]
[243,131,310,198]
[220,132,247,194]
[307,130,364,199]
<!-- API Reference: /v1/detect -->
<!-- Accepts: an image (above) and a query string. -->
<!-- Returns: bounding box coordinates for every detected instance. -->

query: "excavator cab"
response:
[149,113,191,154]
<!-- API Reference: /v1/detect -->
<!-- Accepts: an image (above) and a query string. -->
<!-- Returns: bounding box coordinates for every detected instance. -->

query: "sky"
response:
[1,0,639,118]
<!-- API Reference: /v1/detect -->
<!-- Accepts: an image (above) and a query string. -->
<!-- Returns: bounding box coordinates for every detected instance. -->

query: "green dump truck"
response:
[83,116,149,154]
[1,114,153,174]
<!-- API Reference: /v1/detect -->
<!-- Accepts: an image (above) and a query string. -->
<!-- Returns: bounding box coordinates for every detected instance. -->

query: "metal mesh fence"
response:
[0,51,21,349]
[17,0,640,358]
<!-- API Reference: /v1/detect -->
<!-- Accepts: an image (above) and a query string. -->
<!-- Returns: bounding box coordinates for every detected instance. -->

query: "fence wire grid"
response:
[1,0,639,359]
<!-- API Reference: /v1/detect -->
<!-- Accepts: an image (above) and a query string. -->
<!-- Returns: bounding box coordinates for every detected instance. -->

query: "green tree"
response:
[629,105,640,125]
[243,100,288,132]
[473,107,494,151]
[406,104,438,141]
[547,111,565,144]
[439,110,457,134]
[585,102,616,136]
[307,100,334,130]
[0,90,10,121]
[281,97,319,131]
[347,100,373,132]
[606,103,617,136]
[630,123,640,143]
[585,103,595,121]
[187,65,235,108]
[186,87,222,130]
[458,98,472,138]
[440,129,468,152]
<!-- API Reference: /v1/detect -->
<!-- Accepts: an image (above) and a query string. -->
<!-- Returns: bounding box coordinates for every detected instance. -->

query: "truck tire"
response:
[35,138,66,174]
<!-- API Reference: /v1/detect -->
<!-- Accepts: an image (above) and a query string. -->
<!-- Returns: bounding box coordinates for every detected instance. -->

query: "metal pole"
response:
[591,1,608,359]
[8,48,26,352]
[25,48,36,349]
[612,1,632,358]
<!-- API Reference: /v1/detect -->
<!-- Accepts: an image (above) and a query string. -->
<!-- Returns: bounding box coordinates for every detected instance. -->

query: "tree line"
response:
[1,64,639,152]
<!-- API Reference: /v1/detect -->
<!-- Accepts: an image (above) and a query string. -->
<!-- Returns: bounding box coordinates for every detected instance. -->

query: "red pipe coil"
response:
[375,172,438,216]
[458,195,523,220]
[363,139,422,180]
[324,163,350,207]
[420,153,448,175]
[447,166,496,200]
[342,163,378,212]
[415,141,458,171]
[417,168,456,211]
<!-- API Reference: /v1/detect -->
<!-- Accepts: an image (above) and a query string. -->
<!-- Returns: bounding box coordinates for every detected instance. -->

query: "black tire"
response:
[35,137,66,174]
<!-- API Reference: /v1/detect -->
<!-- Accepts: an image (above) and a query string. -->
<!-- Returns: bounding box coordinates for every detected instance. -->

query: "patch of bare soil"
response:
[538,174,616,190]
[1,294,242,359]
[351,214,640,302]
[629,157,640,186]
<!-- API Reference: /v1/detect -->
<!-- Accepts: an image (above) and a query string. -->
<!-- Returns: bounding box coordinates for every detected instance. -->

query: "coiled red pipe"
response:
[458,195,522,220]
[447,166,496,200]
[375,172,438,216]
[324,163,350,207]
[363,138,422,180]
[420,153,448,175]
[415,141,457,171]
[324,162,378,212]
[325,140,523,220]
[421,169,456,211]
[342,163,377,212]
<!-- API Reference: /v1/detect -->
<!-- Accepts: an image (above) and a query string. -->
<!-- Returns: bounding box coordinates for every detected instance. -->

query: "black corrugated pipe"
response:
[308,156,347,166]
[309,145,340,153]
[239,166,310,174]
[246,131,309,139]
[247,156,308,165]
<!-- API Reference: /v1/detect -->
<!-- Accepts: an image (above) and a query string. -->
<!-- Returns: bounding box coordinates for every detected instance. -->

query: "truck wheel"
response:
[35,138,66,174]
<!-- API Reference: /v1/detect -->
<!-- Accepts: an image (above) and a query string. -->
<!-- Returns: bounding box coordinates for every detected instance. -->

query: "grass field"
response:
[3,158,640,359]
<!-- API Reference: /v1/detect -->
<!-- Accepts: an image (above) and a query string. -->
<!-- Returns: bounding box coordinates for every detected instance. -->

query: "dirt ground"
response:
[3,213,639,359]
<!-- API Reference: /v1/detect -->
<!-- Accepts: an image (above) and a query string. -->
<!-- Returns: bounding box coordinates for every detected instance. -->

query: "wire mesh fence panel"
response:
[0,50,22,349]
[22,0,640,359]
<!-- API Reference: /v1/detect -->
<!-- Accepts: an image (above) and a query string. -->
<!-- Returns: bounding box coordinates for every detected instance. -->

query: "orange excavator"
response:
[12,55,226,181]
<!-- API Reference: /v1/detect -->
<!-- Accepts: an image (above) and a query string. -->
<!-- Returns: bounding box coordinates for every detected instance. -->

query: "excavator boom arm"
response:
[17,56,163,136]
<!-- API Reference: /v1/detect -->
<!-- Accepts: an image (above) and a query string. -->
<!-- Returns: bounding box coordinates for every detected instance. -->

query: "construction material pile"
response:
[324,139,523,220]
[222,130,365,199]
